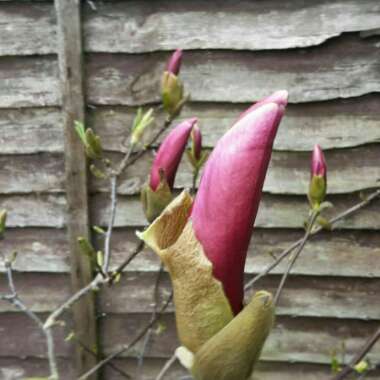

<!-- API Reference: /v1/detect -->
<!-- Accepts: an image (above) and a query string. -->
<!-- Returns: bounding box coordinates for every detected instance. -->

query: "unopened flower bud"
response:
[308,144,327,208]
[166,49,183,76]
[131,108,154,146]
[161,72,184,116]
[0,210,7,234]
[187,125,208,171]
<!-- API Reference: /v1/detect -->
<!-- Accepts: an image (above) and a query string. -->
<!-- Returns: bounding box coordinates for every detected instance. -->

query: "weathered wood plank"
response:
[55,0,98,376]
[0,2,56,56]
[101,314,380,364]
[92,192,380,229]
[2,145,379,195]
[0,56,59,107]
[99,273,380,320]
[1,272,378,320]
[0,154,64,194]
[86,35,380,105]
[0,107,63,154]
[0,228,69,273]
[89,95,380,152]
[104,229,380,278]
[105,359,380,380]
[90,145,380,195]
[0,358,73,380]
[84,0,380,52]
[1,195,66,227]
[2,228,379,279]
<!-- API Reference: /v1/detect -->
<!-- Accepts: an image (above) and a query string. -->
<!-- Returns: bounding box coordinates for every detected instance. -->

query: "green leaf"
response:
[74,121,87,146]
[354,360,369,374]
[0,209,7,234]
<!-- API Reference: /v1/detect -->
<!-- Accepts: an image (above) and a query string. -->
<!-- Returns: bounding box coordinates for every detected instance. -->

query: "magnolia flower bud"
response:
[166,49,183,75]
[308,144,327,208]
[187,125,208,171]
[141,119,196,222]
[191,101,287,314]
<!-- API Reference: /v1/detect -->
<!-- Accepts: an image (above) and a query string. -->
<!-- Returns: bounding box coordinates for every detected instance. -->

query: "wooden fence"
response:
[0,1,380,379]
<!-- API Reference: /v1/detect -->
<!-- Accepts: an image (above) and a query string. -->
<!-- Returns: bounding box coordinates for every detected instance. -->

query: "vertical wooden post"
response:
[55,0,98,378]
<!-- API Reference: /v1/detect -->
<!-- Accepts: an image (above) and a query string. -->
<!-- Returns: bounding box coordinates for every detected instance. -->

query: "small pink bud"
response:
[191,102,286,314]
[191,125,202,161]
[149,118,197,191]
[311,144,327,179]
[166,49,183,76]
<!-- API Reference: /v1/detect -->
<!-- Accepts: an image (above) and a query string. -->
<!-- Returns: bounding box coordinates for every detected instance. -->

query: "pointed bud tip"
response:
[166,49,183,75]
[311,144,327,178]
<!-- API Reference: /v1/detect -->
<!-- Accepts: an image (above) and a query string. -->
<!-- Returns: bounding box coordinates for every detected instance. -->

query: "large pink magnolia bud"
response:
[308,144,327,208]
[149,118,197,191]
[190,102,286,314]
[166,49,183,76]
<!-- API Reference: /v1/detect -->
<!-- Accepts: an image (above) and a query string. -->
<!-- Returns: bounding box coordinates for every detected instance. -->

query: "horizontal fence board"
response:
[1,272,378,320]
[99,272,380,320]
[0,154,64,194]
[0,107,63,154]
[90,145,380,196]
[2,146,379,195]
[100,314,380,365]
[0,2,56,56]
[89,95,380,152]
[0,56,59,108]
[0,228,69,273]
[84,0,380,53]
[105,359,380,380]
[92,192,380,229]
[0,358,73,380]
[3,228,379,278]
[2,1,380,56]
[0,195,66,227]
[0,313,70,358]
[86,35,380,105]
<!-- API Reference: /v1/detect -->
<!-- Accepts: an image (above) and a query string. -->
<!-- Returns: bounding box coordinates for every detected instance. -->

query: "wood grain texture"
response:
[89,95,380,152]
[0,272,378,320]
[89,145,380,195]
[0,2,56,56]
[99,273,380,320]
[55,0,98,376]
[92,192,380,229]
[86,35,380,105]
[0,107,63,154]
[0,56,59,107]
[84,0,380,52]
[2,228,379,279]
[100,314,380,364]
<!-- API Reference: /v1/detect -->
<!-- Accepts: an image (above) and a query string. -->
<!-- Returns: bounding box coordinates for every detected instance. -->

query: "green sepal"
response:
[190,291,275,380]
[85,128,103,159]
[186,150,209,172]
[131,107,154,146]
[0,209,7,234]
[140,178,173,223]
[308,175,326,208]
[161,71,184,117]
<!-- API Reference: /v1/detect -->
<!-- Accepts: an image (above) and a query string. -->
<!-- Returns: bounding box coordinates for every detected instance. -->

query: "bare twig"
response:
[113,240,145,278]
[244,188,380,291]
[331,328,380,380]
[273,209,319,305]
[155,352,178,380]
[1,259,59,380]
[78,292,173,380]
[190,169,199,195]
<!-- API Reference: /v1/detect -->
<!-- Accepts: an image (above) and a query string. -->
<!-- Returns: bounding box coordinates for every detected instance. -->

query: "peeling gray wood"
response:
[0,56,59,107]
[92,192,380,229]
[3,228,379,279]
[89,95,380,152]
[83,0,380,52]
[0,3,56,56]
[0,108,63,154]
[98,272,380,320]
[100,314,380,364]
[0,195,66,227]
[0,154,64,194]
[87,36,380,105]
[90,145,380,195]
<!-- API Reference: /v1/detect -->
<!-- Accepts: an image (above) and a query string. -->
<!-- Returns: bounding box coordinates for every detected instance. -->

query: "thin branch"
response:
[78,292,173,380]
[331,328,380,380]
[113,240,145,278]
[155,353,178,380]
[244,188,380,291]
[273,209,319,305]
[190,169,199,196]
[1,260,59,379]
